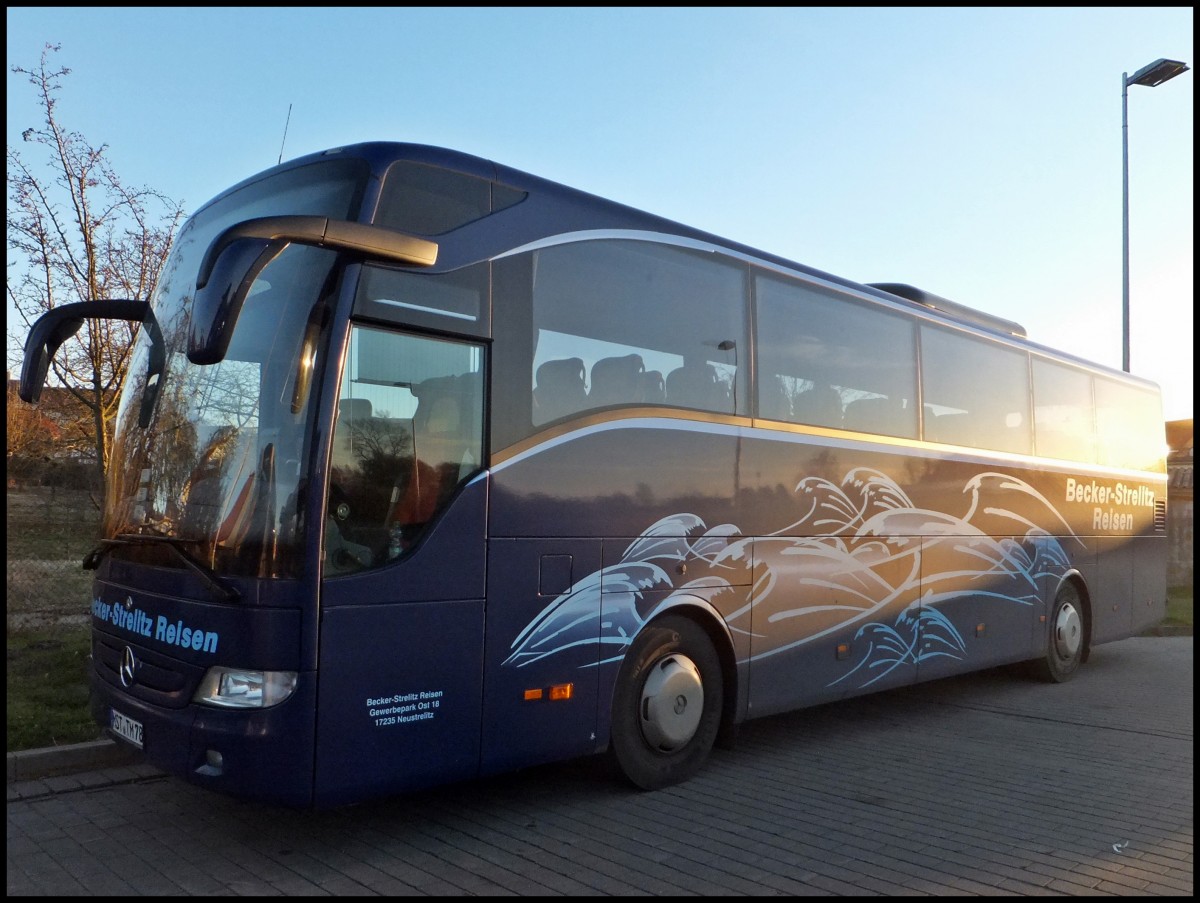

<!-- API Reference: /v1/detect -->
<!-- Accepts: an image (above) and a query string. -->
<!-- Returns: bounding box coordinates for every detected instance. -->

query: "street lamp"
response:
[1122,58,1189,373]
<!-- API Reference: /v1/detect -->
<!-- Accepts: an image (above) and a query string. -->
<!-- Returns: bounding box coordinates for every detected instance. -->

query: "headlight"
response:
[193,667,298,708]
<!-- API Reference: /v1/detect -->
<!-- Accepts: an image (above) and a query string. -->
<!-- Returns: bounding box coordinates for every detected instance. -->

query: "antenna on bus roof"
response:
[277,103,293,166]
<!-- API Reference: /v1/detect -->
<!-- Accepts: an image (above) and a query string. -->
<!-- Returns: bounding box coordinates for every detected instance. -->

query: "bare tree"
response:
[6,377,58,465]
[7,43,185,504]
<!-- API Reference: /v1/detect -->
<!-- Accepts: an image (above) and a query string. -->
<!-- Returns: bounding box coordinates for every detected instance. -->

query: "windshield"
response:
[105,159,367,580]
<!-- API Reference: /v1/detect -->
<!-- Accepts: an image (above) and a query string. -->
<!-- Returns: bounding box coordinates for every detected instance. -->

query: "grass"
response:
[1165,585,1194,629]
[6,624,100,752]
[7,487,103,752]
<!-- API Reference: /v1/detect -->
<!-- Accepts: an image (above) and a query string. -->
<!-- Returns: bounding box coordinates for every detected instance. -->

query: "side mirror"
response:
[188,237,288,366]
[187,216,438,366]
[20,299,149,403]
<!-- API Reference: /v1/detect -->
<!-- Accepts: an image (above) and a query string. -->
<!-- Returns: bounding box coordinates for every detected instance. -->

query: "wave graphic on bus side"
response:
[503,468,1077,689]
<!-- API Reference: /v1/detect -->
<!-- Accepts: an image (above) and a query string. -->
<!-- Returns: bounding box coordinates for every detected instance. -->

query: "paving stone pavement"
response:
[7,636,1192,896]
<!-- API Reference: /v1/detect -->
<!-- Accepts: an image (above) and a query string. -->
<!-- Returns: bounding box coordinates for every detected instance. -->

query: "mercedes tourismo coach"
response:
[20,143,1168,808]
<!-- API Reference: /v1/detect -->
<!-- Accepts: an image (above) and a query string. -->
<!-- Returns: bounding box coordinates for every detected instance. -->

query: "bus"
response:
[20,143,1168,809]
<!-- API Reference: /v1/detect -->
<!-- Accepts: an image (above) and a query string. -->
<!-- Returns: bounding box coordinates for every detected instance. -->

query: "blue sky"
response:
[7,7,1194,420]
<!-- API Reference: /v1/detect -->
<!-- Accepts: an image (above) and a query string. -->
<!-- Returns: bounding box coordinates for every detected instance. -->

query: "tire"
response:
[1031,582,1086,683]
[609,614,723,790]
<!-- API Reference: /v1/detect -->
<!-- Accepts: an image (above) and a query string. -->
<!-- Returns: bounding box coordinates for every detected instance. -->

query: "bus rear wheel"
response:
[1031,582,1086,683]
[609,614,723,791]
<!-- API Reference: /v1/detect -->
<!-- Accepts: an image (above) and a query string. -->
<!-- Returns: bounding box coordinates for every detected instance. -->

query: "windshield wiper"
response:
[83,535,240,603]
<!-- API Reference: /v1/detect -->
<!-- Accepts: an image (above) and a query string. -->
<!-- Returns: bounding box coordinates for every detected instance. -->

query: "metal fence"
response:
[1169,497,1194,587]
[6,488,100,629]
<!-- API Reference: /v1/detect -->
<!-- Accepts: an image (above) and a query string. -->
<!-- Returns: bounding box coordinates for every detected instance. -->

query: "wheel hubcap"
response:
[639,654,704,752]
[1053,601,1082,660]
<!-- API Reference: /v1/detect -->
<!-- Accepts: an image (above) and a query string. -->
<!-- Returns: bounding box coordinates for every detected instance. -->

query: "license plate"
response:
[110,709,144,749]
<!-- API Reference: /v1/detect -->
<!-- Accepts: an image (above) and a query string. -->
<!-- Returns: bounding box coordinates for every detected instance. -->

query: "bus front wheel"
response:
[609,614,723,791]
[1032,583,1086,683]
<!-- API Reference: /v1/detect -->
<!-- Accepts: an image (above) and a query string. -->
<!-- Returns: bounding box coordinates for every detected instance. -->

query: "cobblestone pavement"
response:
[8,637,1193,896]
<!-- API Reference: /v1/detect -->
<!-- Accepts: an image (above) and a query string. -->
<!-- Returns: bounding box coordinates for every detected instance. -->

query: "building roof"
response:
[1166,419,1193,457]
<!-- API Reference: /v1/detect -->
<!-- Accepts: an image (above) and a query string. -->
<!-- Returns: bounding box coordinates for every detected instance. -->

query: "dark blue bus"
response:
[20,143,1168,808]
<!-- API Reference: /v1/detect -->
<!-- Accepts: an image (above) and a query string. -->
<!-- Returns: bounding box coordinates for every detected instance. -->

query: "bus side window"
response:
[534,357,588,424]
[1033,357,1097,463]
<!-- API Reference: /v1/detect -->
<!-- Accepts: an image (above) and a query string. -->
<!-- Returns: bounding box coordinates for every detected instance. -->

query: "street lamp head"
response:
[1120,55,1189,373]
[1126,58,1190,88]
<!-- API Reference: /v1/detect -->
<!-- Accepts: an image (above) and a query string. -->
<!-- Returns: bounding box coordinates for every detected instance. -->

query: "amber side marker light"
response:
[524,684,574,701]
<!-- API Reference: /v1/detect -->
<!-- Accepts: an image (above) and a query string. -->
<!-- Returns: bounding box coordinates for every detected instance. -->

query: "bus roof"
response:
[196,141,1159,394]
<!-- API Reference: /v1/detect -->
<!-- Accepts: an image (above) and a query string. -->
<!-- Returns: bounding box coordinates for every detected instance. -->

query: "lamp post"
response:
[1122,58,1189,373]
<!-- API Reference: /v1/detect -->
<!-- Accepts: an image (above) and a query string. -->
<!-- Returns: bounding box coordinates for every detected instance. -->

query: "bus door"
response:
[313,326,487,807]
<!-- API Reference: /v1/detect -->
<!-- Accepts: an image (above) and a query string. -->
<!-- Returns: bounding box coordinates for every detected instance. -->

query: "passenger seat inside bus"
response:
[534,357,588,423]
[389,376,475,538]
[589,354,645,407]
[792,384,842,427]
[639,369,666,404]
[667,359,729,412]
[843,396,906,436]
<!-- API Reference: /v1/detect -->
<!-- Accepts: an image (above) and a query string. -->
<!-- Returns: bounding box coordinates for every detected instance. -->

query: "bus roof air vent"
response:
[868,282,1027,338]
